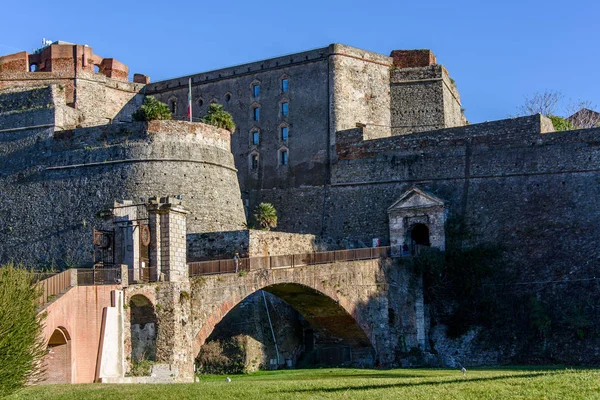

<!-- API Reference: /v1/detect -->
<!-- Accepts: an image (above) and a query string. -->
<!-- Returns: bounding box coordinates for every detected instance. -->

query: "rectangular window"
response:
[253,107,260,121]
[251,154,258,169]
[253,84,260,97]
[280,150,288,165]
[281,79,289,93]
[281,127,288,141]
[252,131,259,145]
[281,102,289,117]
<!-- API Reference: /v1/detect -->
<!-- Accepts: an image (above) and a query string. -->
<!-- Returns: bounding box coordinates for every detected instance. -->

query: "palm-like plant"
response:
[253,203,277,231]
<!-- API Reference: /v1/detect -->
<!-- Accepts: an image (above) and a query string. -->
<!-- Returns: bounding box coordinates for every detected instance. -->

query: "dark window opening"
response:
[281,102,289,117]
[253,107,260,121]
[225,93,231,102]
[252,84,260,97]
[388,308,396,325]
[281,78,289,92]
[252,131,259,145]
[281,126,288,141]
[280,150,288,165]
[170,100,177,114]
[251,154,259,169]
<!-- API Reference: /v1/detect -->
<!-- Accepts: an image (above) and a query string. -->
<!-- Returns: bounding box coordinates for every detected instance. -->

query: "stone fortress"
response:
[1,40,599,383]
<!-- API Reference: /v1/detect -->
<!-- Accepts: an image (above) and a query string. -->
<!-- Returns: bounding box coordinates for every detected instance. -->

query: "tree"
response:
[516,90,563,117]
[0,264,47,397]
[253,203,277,231]
[132,96,172,121]
[200,104,236,132]
[516,90,599,131]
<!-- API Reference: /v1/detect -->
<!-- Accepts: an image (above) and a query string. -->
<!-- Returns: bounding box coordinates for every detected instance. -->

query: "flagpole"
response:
[188,77,192,122]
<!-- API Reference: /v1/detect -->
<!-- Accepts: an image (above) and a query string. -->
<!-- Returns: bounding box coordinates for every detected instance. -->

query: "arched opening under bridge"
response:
[44,327,72,384]
[195,283,374,372]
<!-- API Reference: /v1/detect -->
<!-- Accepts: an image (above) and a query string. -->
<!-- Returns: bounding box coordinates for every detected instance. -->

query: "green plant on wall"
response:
[549,115,573,131]
[132,96,172,121]
[200,103,236,132]
[253,202,277,231]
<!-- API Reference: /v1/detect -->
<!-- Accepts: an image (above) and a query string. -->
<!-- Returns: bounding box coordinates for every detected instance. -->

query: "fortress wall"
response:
[314,116,600,275]
[146,47,332,192]
[74,74,144,126]
[440,67,465,128]
[0,121,246,267]
[390,66,446,135]
[329,44,393,142]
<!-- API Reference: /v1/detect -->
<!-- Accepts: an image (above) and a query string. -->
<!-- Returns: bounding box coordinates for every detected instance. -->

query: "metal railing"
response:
[188,246,393,277]
[76,268,122,286]
[36,269,72,306]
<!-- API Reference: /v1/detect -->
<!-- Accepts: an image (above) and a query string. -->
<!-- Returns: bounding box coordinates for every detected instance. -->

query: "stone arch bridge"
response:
[37,191,438,383]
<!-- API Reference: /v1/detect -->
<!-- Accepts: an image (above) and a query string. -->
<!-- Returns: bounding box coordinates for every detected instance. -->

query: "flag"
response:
[187,77,192,122]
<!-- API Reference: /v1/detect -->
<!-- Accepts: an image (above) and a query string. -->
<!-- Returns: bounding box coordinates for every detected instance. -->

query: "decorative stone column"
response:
[147,196,189,282]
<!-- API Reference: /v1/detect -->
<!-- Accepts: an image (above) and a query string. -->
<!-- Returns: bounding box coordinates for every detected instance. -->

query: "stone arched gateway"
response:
[388,187,446,255]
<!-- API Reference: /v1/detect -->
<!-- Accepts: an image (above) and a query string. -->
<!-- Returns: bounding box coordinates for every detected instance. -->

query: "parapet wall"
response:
[187,230,318,260]
[0,120,246,267]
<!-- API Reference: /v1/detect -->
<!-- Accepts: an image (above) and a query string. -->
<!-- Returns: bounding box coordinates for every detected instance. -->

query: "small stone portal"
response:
[129,294,157,362]
[388,188,446,255]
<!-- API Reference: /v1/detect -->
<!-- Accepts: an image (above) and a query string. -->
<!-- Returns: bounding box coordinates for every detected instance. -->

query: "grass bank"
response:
[9,367,600,399]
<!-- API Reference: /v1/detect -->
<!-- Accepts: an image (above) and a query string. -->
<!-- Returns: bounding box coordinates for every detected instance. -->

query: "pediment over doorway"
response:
[387,188,444,212]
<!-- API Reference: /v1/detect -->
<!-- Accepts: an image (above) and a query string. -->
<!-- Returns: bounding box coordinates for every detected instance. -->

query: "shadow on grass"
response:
[273,371,562,394]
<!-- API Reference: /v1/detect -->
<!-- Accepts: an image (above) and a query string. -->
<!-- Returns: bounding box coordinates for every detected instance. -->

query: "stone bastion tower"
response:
[0,41,246,266]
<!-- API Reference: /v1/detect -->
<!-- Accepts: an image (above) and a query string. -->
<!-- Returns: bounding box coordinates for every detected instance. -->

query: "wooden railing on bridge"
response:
[188,246,394,277]
[35,267,123,307]
[35,269,72,307]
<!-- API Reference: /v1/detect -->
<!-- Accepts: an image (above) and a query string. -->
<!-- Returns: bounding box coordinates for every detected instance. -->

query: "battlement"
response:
[0,42,131,81]
[390,49,437,69]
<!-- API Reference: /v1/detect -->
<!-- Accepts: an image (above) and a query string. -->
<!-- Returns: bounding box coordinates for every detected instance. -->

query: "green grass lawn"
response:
[9,367,600,400]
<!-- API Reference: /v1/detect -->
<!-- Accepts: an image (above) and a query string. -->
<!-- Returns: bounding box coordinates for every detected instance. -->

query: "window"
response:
[225,93,231,102]
[281,126,288,141]
[281,78,289,93]
[252,84,260,97]
[281,102,289,117]
[253,107,260,121]
[252,131,260,145]
[280,149,288,165]
[169,99,177,114]
[251,154,259,169]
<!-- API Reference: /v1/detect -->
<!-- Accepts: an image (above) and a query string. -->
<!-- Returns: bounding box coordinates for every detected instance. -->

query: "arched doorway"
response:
[129,295,157,362]
[45,327,71,384]
[409,223,431,254]
[195,283,374,372]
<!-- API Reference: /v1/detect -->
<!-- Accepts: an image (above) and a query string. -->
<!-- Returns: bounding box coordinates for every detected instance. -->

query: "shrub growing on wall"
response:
[253,203,278,231]
[200,104,236,132]
[0,264,46,397]
[132,96,173,121]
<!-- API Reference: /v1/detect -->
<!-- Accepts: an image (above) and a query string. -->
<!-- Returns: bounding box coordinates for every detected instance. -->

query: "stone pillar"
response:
[147,197,189,282]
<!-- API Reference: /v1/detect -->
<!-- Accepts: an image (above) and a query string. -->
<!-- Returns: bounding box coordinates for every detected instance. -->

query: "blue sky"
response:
[1,0,598,123]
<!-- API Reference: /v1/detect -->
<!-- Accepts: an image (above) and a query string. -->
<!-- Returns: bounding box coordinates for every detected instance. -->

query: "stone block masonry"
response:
[0,118,246,267]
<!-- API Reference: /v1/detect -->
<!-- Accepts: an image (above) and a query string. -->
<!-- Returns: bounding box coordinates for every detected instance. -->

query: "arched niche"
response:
[129,294,158,362]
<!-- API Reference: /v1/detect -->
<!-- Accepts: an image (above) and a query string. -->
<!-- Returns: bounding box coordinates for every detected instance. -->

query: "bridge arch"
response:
[45,326,72,384]
[193,281,375,366]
